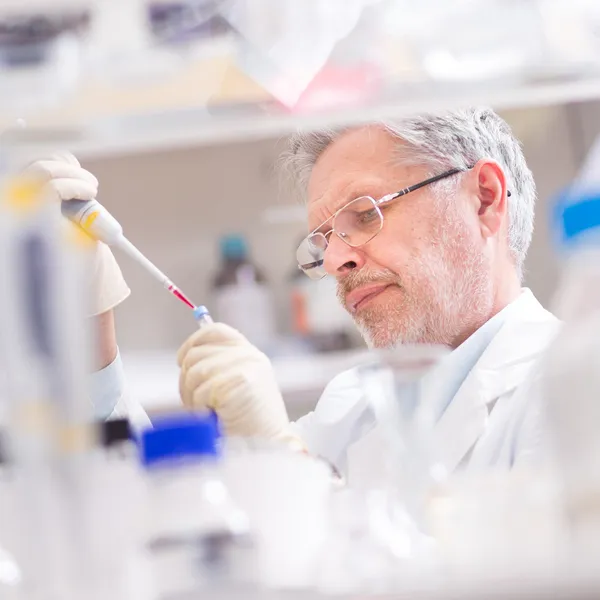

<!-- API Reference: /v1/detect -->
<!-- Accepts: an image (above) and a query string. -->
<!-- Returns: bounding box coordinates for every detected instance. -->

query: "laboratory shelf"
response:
[16,73,600,161]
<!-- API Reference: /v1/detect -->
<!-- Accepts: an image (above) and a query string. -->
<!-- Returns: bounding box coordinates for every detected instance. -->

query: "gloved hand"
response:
[177,323,306,451]
[24,152,130,316]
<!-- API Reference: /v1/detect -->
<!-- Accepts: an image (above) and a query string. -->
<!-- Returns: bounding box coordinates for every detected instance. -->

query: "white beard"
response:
[347,214,493,349]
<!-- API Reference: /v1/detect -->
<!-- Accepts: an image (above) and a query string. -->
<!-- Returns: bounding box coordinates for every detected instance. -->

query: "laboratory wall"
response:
[84,100,598,354]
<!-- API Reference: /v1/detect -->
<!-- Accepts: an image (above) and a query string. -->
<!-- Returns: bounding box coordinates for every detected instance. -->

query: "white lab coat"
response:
[292,290,561,488]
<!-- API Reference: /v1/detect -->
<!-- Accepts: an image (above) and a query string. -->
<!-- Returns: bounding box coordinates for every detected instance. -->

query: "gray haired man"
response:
[178,107,560,483]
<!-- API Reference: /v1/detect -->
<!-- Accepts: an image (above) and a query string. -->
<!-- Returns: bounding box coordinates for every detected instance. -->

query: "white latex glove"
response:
[24,152,130,316]
[177,323,306,451]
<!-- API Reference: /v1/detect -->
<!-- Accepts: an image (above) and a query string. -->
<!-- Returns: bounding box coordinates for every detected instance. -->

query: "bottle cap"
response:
[555,188,600,247]
[220,234,248,260]
[141,413,218,467]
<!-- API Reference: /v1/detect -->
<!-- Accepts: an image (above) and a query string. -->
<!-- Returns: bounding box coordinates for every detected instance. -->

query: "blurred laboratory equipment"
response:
[289,247,356,353]
[318,487,437,594]
[0,4,90,113]
[0,154,103,599]
[351,346,449,512]
[427,468,565,583]
[221,0,368,108]
[221,440,331,589]
[0,431,21,600]
[212,233,276,351]
[543,134,600,559]
[88,418,149,600]
[141,414,256,597]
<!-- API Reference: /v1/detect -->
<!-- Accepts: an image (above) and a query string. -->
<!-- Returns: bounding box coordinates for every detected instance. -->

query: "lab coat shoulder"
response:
[466,291,562,470]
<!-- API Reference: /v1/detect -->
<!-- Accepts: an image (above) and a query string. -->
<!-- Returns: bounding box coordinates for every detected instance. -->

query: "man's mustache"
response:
[336,269,401,304]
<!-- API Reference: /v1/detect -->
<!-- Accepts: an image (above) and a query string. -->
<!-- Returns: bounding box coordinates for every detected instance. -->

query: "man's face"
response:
[306,126,493,349]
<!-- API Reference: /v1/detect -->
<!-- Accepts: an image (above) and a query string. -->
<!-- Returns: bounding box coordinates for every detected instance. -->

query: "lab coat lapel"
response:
[433,290,558,473]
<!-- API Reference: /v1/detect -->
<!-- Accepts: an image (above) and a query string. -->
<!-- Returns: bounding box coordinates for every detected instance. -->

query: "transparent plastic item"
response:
[543,181,600,558]
[222,0,367,107]
[88,421,148,600]
[141,415,255,596]
[318,488,438,595]
[355,345,449,525]
[220,445,331,589]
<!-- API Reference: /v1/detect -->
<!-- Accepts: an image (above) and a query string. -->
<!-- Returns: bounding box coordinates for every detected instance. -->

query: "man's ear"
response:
[472,158,508,239]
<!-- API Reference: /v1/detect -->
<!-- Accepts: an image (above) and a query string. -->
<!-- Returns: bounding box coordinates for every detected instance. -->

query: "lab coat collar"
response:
[433,288,559,473]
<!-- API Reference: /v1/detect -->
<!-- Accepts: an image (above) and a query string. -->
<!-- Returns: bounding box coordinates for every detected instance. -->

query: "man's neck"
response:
[451,272,521,348]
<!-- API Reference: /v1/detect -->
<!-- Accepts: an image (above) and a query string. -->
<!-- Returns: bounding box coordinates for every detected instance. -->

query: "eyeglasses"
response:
[297,168,471,280]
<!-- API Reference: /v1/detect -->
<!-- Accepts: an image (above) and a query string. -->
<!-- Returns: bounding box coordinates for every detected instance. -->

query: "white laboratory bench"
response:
[122,348,370,420]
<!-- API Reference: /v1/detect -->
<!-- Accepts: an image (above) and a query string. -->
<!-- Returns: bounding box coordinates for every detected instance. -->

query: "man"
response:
[177,107,560,484]
[40,107,560,484]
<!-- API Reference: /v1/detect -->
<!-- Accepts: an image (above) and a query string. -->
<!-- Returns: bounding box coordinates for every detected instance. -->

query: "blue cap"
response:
[220,234,248,260]
[141,413,218,467]
[554,188,600,247]
[193,305,210,321]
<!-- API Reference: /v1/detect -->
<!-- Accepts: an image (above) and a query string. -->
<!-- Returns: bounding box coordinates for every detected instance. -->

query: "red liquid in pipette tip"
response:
[168,285,195,309]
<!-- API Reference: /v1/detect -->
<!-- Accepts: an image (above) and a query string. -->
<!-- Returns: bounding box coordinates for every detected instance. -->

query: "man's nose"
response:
[323,233,365,276]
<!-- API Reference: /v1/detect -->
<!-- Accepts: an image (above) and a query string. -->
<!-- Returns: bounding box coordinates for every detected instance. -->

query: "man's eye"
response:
[357,208,379,224]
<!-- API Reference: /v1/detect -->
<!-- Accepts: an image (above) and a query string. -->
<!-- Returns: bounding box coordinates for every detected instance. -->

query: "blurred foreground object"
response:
[141,414,256,596]
[0,152,100,598]
[544,134,600,560]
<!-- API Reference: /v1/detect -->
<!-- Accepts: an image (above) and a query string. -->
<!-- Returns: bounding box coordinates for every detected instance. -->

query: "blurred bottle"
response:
[141,414,256,597]
[212,234,276,351]
[543,188,600,556]
[89,418,149,600]
[289,250,356,353]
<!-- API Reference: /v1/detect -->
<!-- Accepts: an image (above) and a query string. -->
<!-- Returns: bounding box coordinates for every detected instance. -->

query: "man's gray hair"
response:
[280,107,536,279]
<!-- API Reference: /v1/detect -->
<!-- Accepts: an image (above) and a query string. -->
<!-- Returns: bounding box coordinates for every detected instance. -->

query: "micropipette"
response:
[61,198,196,310]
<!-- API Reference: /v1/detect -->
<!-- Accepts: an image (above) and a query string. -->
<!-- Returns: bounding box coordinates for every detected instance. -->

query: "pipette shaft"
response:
[61,198,196,310]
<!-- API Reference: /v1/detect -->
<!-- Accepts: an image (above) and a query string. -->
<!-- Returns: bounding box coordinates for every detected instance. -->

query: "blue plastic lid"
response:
[220,234,248,260]
[555,188,600,246]
[141,413,219,467]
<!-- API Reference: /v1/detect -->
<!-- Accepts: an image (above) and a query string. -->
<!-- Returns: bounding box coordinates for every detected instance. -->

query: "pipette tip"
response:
[167,285,195,309]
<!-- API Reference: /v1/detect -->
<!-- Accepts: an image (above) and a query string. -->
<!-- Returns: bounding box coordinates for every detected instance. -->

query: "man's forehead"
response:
[307,125,394,201]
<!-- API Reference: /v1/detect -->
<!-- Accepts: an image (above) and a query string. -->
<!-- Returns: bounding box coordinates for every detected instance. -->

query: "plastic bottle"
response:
[542,189,600,555]
[212,234,276,351]
[89,418,149,600]
[289,251,355,353]
[141,414,255,597]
